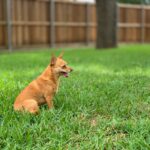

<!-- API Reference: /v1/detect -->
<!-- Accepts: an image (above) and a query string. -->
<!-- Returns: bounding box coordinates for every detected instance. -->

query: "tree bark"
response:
[96,0,117,49]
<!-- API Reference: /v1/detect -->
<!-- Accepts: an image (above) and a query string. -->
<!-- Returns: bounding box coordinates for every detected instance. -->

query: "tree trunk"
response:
[96,0,117,49]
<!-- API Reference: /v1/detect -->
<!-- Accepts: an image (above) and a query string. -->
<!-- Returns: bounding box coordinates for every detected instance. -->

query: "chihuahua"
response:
[14,52,73,114]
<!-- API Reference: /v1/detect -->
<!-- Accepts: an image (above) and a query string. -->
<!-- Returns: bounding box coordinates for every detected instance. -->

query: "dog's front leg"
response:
[56,79,60,94]
[44,94,54,109]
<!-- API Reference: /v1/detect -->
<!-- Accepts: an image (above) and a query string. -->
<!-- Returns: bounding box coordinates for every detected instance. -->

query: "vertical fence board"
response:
[145,8,150,42]
[51,0,55,47]
[0,0,3,47]
[6,0,12,51]
[141,4,145,43]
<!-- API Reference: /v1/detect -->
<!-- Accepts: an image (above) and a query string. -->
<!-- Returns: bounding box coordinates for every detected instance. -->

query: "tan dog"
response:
[14,53,73,114]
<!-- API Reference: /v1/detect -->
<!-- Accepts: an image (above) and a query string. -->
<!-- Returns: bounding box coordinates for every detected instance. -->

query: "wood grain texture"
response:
[0,1,150,49]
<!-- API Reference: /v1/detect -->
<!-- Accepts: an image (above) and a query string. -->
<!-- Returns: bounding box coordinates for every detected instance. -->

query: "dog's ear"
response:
[50,54,57,66]
[58,51,64,58]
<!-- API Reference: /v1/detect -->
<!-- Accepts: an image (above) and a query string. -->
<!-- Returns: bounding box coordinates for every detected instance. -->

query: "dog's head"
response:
[50,52,73,77]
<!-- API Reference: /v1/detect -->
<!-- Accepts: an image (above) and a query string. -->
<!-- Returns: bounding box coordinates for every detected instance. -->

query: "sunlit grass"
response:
[0,44,150,149]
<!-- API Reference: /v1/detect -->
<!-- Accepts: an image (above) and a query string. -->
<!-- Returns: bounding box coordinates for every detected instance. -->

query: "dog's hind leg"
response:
[14,99,39,114]
[23,99,39,114]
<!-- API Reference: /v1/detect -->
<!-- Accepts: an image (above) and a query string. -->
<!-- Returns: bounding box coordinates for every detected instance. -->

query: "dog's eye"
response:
[62,65,66,69]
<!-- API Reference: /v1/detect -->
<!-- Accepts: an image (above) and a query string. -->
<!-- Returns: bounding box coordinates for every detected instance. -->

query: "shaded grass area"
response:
[0,45,150,149]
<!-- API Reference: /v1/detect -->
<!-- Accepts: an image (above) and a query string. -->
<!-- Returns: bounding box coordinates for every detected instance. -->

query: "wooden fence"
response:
[0,0,150,50]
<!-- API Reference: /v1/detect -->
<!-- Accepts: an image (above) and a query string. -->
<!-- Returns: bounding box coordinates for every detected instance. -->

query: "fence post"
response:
[125,5,128,43]
[50,0,55,47]
[116,3,120,44]
[86,3,90,45]
[6,0,12,52]
[141,3,145,43]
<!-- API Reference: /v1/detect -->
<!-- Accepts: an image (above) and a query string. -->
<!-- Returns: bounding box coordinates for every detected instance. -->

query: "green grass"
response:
[0,44,150,149]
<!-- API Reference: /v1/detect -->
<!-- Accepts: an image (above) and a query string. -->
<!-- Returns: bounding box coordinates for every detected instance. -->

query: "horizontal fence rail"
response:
[0,0,150,50]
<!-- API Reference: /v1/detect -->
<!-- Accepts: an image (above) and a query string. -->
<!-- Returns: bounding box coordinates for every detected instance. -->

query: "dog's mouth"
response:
[61,71,69,77]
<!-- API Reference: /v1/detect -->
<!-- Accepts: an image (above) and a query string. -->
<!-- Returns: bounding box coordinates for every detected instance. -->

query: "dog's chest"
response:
[49,81,59,94]
[52,84,58,94]
[44,82,58,95]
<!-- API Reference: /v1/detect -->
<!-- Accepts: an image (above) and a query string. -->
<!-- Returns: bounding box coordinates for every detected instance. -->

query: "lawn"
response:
[0,45,150,149]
